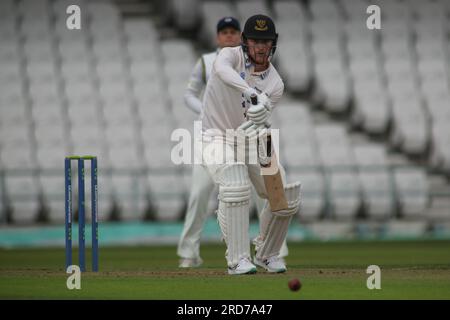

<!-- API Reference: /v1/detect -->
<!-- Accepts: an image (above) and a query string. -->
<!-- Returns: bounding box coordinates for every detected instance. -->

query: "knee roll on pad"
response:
[219,185,251,203]
[273,181,301,217]
[218,164,251,203]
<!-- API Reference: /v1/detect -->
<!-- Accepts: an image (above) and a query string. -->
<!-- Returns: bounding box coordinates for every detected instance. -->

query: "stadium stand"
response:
[0,0,449,229]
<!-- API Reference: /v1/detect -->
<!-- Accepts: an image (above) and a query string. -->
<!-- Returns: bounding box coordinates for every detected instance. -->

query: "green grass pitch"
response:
[1,240,449,299]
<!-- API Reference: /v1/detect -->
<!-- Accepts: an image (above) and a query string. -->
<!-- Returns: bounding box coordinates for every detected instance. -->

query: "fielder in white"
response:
[200,15,301,275]
[178,17,289,268]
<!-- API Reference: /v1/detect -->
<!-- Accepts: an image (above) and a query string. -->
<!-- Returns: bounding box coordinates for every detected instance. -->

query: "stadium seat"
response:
[68,105,101,131]
[276,40,313,93]
[309,0,342,20]
[110,174,149,220]
[352,89,391,134]
[23,38,55,63]
[347,38,379,61]
[108,147,142,181]
[0,0,16,16]
[87,1,121,22]
[0,32,20,59]
[123,19,158,42]
[200,0,236,47]
[288,170,325,221]
[172,0,199,31]
[96,62,129,85]
[28,82,61,104]
[103,107,136,129]
[20,14,53,40]
[58,38,91,62]
[273,0,307,21]
[393,168,429,218]
[133,84,167,117]
[126,38,160,61]
[285,144,319,169]
[0,60,21,87]
[71,140,108,167]
[430,124,450,173]
[315,124,349,147]
[349,54,380,76]
[105,109,136,130]
[36,144,68,172]
[70,125,103,146]
[0,124,32,149]
[129,59,160,83]
[328,172,361,220]
[358,172,394,219]
[390,97,429,155]
[26,61,58,86]
[380,18,412,40]
[313,58,351,112]
[38,174,65,223]
[92,41,125,62]
[353,144,394,219]
[380,36,413,59]
[275,102,313,125]
[318,145,355,170]
[143,142,174,168]
[0,78,25,104]
[105,124,138,148]
[54,17,89,44]
[136,104,169,126]
[416,39,447,61]
[0,95,28,125]
[98,81,130,104]
[426,98,450,122]
[161,39,196,62]
[3,174,40,224]
[281,122,314,146]
[34,122,66,147]
[147,171,185,221]
[415,21,446,42]
[341,0,370,20]
[53,0,85,15]
[0,171,4,218]
[0,143,35,171]
[61,60,93,83]
[235,0,272,22]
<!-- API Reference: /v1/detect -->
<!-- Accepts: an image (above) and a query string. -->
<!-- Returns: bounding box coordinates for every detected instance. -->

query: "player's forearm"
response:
[214,63,250,93]
[213,48,250,93]
[183,92,202,114]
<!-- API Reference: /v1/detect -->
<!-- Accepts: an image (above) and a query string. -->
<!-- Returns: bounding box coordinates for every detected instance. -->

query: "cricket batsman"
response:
[200,14,301,275]
[178,16,289,268]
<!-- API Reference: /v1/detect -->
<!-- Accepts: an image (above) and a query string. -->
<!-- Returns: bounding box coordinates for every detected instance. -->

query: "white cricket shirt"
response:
[201,46,284,136]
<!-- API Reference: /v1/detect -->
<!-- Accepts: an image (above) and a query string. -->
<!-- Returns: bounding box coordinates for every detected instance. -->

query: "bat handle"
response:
[250,94,258,105]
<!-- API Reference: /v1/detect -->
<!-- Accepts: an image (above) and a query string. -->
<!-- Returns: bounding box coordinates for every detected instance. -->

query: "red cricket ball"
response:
[288,278,302,292]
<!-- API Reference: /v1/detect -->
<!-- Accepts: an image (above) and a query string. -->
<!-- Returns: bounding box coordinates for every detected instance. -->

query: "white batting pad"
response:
[219,201,250,268]
[255,182,301,260]
[216,164,251,268]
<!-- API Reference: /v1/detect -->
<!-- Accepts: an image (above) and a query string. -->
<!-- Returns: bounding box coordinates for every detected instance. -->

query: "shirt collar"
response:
[251,67,271,80]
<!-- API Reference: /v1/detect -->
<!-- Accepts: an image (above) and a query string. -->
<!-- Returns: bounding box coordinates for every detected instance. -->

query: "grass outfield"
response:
[0,240,450,299]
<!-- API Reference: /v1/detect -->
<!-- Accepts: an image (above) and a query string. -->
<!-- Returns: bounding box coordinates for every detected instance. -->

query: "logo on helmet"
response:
[255,19,268,31]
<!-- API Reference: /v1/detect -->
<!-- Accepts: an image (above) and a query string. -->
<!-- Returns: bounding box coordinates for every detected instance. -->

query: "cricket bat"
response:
[250,95,289,212]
